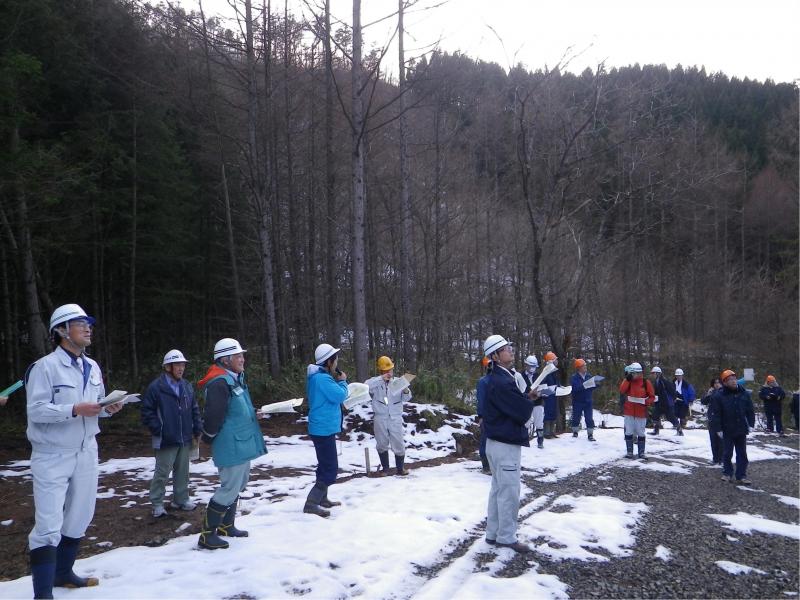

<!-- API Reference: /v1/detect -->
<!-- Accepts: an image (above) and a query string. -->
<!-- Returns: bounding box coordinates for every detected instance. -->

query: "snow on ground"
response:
[715,560,767,575]
[706,512,800,540]
[520,495,648,561]
[654,545,672,561]
[0,407,797,599]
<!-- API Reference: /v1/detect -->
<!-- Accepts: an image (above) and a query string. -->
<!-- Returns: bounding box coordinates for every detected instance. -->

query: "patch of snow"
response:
[715,560,766,575]
[654,545,672,561]
[520,495,648,561]
[706,512,800,540]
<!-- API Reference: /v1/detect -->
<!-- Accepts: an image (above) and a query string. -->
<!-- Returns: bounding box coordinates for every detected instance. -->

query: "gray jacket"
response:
[366,376,411,420]
[26,347,107,453]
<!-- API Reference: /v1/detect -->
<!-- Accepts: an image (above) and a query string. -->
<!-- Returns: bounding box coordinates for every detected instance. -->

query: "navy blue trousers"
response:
[571,401,594,429]
[722,434,748,480]
[479,421,487,458]
[311,434,338,485]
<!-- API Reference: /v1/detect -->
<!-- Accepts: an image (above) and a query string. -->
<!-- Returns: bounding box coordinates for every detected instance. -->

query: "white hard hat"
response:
[214,338,247,360]
[314,343,340,365]
[629,362,643,373]
[524,355,539,367]
[49,303,95,332]
[483,334,511,357]
[651,366,662,374]
[674,368,684,376]
[163,349,189,365]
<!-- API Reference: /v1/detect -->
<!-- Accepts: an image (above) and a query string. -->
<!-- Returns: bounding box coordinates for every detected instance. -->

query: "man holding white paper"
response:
[366,355,410,476]
[570,359,598,441]
[619,362,655,459]
[25,303,123,598]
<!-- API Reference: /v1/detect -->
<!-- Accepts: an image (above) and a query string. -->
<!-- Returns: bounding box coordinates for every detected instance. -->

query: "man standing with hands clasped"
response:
[25,304,124,599]
[482,335,539,553]
[366,355,411,476]
[712,369,756,485]
[141,349,202,518]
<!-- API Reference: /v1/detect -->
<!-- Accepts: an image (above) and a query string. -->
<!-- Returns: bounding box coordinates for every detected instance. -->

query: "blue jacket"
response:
[758,385,785,408]
[141,374,202,449]
[542,371,559,421]
[476,374,490,417]
[484,366,533,446]
[673,379,696,404]
[307,365,348,436]
[570,372,595,405]
[710,385,755,437]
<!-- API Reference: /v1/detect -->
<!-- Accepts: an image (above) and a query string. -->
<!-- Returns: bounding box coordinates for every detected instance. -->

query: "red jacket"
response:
[619,377,655,418]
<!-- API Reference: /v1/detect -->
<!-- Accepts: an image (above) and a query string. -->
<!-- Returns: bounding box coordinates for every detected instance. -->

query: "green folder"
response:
[0,380,23,397]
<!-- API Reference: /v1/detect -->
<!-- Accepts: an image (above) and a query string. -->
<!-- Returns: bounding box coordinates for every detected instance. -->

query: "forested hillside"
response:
[1,0,797,405]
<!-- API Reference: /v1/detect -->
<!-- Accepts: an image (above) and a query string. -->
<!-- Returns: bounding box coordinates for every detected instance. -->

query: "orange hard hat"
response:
[766,375,776,384]
[720,369,737,382]
[544,351,557,362]
[574,358,586,369]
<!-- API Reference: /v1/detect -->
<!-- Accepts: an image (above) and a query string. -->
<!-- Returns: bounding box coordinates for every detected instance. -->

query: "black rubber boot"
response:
[54,536,98,588]
[637,436,647,460]
[572,427,579,438]
[303,482,330,518]
[320,486,341,508]
[625,435,634,458]
[650,423,660,435]
[395,454,408,476]
[218,496,248,538]
[588,428,596,442]
[377,451,391,475]
[30,545,57,599]
[198,500,230,549]
[536,429,544,448]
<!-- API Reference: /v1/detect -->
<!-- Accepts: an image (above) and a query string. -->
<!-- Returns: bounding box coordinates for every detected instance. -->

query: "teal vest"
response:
[205,373,266,468]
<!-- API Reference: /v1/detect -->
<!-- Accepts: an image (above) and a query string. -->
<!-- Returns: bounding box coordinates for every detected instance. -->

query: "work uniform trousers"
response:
[571,401,594,429]
[29,446,98,550]
[485,438,522,545]
[623,415,646,437]
[652,401,680,429]
[311,434,338,485]
[374,415,405,456]
[764,404,783,434]
[211,461,251,507]
[150,444,191,507]
[722,434,749,480]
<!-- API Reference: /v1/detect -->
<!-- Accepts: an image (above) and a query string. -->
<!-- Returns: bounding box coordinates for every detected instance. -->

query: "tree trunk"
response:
[351,0,368,380]
[397,0,415,372]
[129,102,139,383]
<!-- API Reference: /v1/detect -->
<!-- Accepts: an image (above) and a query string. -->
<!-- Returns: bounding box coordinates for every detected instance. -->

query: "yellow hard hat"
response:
[377,356,394,372]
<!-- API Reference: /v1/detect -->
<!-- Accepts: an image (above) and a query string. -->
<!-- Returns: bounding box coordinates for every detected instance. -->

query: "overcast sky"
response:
[188,0,799,84]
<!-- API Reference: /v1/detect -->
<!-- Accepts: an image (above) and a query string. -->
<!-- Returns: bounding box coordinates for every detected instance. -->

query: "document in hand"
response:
[99,390,141,407]
[537,385,557,396]
[260,398,304,414]
[343,382,371,409]
[389,373,415,395]
[555,386,573,397]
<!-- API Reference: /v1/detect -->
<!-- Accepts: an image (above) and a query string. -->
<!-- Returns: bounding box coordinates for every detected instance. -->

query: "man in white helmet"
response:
[196,338,266,550]
[25,303,124,598]
[303,343,349,517]
[141,349,202,518]
[521,355,545,449]
[481,334,539,553]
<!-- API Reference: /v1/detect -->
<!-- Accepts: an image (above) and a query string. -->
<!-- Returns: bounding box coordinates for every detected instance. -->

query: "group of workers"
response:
[475,334,796,554]
[10,302,797,596]
[18,303,412,599]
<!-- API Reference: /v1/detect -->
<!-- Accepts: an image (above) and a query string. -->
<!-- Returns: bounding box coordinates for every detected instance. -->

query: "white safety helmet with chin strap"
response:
[524,355,539,368]
[213,338,247,361]
[674,368,684,377]
[629,362,643,373]
[49,303,95,333]
[651,366,662,374]
[483,334,511,357]
[163,349,189,366]
[314,343,340,365]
